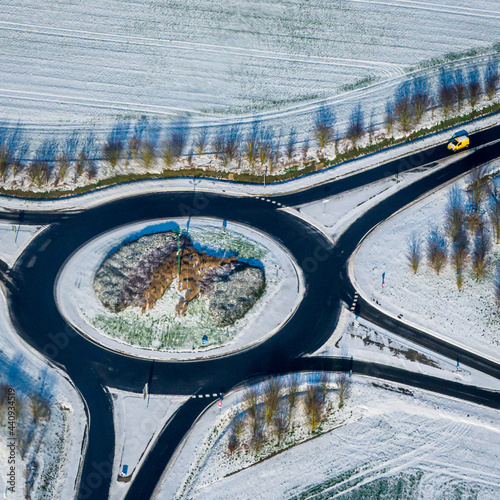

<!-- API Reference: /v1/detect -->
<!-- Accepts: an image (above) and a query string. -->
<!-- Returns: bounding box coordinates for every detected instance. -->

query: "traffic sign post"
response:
[322,198,329,214]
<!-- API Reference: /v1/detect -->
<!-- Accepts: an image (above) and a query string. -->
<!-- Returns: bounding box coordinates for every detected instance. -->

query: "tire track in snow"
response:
[350,0,500,20]
[305,418,471,499]
[0,21,404,77]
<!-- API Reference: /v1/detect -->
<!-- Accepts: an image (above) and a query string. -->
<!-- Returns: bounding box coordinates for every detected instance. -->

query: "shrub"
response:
[471,226,490,278]
[427,226,447,275]
[313,104,335,151]
[407,230,422,274]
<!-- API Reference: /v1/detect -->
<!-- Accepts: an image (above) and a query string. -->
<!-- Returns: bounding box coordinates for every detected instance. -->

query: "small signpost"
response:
[322,198,329,215]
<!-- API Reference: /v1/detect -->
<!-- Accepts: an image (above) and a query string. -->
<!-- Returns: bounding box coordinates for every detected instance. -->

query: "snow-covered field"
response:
[315,307,500,391]
[2,0,500,140]
[353,161,500,361]
[155,376,500,499]
[56,217,303,359]
[0,285,86,499]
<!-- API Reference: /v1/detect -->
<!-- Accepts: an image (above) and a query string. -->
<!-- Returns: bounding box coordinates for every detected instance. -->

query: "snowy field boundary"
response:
[153,374,500,500]
[347,163,500,367]
[0,115,499,213]
[56,217,304,361]
[0,286,88,499]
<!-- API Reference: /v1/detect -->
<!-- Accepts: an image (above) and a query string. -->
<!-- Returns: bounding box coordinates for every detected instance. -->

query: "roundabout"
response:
[3,130,500,500]
[56,217,304,360]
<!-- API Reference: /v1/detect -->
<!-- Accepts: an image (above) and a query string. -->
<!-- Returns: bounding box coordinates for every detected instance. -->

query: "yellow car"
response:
[447,130,469,152]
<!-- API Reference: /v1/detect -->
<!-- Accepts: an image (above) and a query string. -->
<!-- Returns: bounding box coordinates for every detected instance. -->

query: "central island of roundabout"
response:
[56,217,304,360]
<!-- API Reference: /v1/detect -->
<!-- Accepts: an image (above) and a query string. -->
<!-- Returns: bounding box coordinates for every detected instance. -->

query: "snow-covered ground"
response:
[0,286,86,499]
[56,217,303,359]
[352,161,500,363]
[109,389,188,500]
[2,113,498,213]
[314,306,500,391]
[0,222,44,267]
[2,0,500,141]
[154,376,500,499]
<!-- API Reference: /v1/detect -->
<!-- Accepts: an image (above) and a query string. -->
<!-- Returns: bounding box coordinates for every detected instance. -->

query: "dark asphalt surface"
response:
[2,125,500,499]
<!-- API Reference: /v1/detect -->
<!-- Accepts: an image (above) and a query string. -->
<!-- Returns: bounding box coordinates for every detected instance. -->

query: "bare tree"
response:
[273,408,289,446]
[484,59,499,101]
[336,372,351,409]
[427,226,447,275]
[128,116,148,162]
[346,103,365,147]
[438,69,456,118]
[313,104,335,152]
[0,123,26,182]
[301,138,310,159]
[28,140,57,187]
[162,119,189,168]
[194,127,208,157]
[103,122,129,168]
[29,393,51,424]
[287,374,299,422]
[242,385,260,430]
[57,131,79,182]
[257,126,275,169]
[451,227,469,290]
[251,417,265,453]
[467,66,482,109]
[466,165,490,216]
[75,132,98,181]
[412,77,431,124]
[445,185,467,240]
[472,226,491,278]
[453,69,466,112]
[303,383,324,432]
[489,180,500,244]
[234,416,245,438]
[385,101,395,135]
[367,110,375,144]
[407,230,422,274]
[286,127,297,162]
[263,377,284,426]
[319,372,330,402]
[221,125,241,168]
[244,122,259,171]
[140,140,156,169]
[394,83,413,133]
[227,426,238,454]
[211,128,225,160]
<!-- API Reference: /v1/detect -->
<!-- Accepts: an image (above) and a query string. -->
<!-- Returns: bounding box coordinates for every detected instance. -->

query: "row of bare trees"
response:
[407,166,500,297]
[228,373,351,455]
[387,60,499,135]
[1,59,498,188]
[0,123,98,188]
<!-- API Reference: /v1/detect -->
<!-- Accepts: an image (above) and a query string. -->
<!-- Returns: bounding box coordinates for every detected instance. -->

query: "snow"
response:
[154,376,500,499]
[352,162,500,363]
[1,0,500,140]
[56,217,303,359]
[108,389,188,500]
[1,113,499,214]
[0,223,44,267]
[0,286,86,499]
[314,307,500,391]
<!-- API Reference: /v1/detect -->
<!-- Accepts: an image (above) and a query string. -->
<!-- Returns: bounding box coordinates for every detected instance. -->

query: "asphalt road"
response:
[2,126,500,499]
